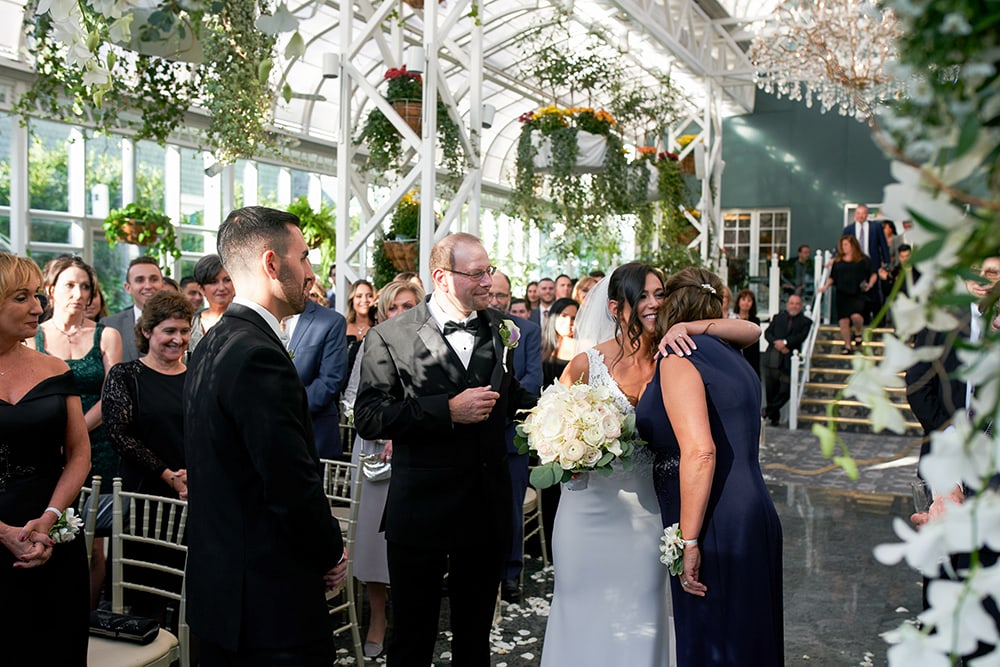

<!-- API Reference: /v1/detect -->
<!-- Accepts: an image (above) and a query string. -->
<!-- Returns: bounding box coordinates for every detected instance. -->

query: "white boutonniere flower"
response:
[48,507,84,544]
[499,319,520,372]
[659,523,686,576]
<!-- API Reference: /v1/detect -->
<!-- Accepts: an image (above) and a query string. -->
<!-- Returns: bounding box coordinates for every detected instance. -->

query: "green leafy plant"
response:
[287,196,336,273]
[103,203,180,263]
[372,190,422,287]
[356,66,465,185]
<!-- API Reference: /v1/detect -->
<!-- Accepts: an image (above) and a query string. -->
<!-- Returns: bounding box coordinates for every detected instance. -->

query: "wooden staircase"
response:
[795,325,923,435]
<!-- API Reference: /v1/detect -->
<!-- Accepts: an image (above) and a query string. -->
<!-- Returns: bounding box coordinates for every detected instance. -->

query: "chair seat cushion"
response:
[87,628,178,667]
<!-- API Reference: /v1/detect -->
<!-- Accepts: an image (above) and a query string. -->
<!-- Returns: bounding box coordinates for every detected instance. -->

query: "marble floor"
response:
[338,425,924,666]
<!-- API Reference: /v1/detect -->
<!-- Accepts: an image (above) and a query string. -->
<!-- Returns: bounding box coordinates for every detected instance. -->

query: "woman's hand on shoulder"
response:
[659,324,698,357]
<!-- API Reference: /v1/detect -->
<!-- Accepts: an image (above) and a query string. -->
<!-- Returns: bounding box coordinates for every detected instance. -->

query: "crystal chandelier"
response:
[749,0,904,120]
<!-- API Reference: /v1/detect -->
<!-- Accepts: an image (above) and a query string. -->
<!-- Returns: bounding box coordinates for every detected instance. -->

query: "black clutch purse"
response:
[89,609,160,645]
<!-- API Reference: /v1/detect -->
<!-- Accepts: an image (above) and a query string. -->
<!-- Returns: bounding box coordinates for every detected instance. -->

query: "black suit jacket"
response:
[906,323,968,436]
[764,311,813,371]
[353,303,537,549]
[183,303,343,652]
[104,307,140,362]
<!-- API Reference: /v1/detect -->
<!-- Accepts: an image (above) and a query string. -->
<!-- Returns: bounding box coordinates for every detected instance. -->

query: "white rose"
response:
[561,440,586,468]
[535,440,558,465]
[582,424,605,448]
[536,409,565,441]
[582,446,602,466]
[601,414,622,439]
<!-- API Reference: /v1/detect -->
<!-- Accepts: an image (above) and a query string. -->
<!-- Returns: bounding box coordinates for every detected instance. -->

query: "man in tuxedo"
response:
[490,270,543,603]
[103,256,165,361]
[529,277,556,328]
[762,294,813,426]
[184,206,346,666]
[354,233,537,667]
[843,205,891,271]
[285,297,349,458]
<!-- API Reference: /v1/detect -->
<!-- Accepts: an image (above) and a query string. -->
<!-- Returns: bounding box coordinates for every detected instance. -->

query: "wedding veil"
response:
[572,269,619,355]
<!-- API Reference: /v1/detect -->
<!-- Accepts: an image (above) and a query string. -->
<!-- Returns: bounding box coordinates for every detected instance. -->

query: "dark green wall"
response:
[721,90,893,253]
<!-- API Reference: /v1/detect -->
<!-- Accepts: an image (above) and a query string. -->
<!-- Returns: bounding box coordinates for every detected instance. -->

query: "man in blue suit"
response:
[489,271,542,603]
[843,204,891,270]
[285,296,349,459]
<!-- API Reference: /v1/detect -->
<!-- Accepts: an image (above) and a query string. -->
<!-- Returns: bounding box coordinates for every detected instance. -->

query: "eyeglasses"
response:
[982,269,1000,281]
[445,265,497,281]
[488,292,510,300]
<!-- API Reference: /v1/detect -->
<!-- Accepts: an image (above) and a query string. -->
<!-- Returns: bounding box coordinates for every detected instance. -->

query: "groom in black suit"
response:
[355,233,537,667]
[184,206,347,666]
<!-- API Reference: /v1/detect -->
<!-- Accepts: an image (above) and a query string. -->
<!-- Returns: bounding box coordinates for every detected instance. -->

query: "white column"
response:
[9,109,29,255]
[277,167,292,206]
[242,162,259,206]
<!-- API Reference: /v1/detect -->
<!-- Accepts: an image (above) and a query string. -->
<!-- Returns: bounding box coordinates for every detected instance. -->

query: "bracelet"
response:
[45,506,62,519]
[681,538,698,547]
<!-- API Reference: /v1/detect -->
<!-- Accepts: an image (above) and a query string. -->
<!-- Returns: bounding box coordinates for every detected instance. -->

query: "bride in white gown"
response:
[541,263,762,667]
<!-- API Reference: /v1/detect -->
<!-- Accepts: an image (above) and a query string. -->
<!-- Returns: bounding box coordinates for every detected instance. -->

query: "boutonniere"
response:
[498,319,520,372]
[288,348,295,360]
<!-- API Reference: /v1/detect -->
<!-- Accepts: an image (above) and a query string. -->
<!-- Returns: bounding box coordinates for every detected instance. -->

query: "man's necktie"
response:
[443,319,479,335]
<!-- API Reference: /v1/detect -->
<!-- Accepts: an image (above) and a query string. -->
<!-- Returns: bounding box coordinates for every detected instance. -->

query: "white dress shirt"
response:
[428,293,478,369]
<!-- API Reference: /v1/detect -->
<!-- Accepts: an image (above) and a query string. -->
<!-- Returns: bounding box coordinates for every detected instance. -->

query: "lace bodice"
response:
[584,348,654,469]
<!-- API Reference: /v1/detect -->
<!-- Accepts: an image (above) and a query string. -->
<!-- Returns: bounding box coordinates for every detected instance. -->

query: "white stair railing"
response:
[789,249,832,430]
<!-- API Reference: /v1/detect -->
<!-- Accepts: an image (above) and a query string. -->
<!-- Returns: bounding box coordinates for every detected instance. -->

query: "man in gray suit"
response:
[102,256,165,361]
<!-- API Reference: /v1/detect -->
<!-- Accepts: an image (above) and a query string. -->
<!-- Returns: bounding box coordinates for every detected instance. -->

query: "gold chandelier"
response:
[749,0,905,120]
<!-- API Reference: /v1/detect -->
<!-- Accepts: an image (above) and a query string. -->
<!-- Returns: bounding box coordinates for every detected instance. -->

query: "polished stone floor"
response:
[338,424,925,666]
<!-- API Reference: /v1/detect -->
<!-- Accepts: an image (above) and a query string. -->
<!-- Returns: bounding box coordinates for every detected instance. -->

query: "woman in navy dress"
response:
[636,267,783,666]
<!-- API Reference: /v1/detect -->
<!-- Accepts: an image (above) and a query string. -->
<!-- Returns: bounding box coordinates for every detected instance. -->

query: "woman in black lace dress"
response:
[0,253,92,664]
[103,290,194,497]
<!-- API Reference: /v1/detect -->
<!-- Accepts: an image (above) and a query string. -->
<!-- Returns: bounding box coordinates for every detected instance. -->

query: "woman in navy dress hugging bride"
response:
[636,267,783,666]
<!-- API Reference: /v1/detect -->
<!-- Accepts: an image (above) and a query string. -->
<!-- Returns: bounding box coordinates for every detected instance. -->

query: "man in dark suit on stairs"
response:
[355,233,537,667]
[763,294,813,426]
[184,206,347,666]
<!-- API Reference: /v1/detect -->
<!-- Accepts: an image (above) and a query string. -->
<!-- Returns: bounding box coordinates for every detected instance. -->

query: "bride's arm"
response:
[659,318,760,356]
[558,352,590,387]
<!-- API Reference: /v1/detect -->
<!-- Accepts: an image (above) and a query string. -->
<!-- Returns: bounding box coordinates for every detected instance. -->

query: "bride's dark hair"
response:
[607,262,662,365]
[657,267,724,338]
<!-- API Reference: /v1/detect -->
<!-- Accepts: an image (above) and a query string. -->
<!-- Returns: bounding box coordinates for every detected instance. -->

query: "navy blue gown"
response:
[636,335,783,666]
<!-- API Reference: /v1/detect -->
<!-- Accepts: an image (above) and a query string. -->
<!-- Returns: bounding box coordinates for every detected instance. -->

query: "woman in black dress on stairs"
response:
[0,253,92,664]
[636,267,783,666]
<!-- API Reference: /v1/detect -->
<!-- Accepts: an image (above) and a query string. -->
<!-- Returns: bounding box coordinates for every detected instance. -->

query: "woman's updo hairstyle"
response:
[656,267,724,339]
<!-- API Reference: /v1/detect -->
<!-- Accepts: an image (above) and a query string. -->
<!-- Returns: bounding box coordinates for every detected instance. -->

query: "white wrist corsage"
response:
[498,319,521,372]
[48,507,84,544]
[659,523,687,576]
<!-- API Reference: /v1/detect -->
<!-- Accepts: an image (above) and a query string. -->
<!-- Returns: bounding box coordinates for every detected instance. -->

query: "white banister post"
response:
[790,350,801,430]
[768,254,781,316]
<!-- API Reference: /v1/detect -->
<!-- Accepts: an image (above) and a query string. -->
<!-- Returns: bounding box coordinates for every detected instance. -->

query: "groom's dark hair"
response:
[218,206,299,277]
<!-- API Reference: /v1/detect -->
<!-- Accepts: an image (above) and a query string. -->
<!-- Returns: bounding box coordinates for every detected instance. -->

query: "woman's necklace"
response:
[50,320,84,339]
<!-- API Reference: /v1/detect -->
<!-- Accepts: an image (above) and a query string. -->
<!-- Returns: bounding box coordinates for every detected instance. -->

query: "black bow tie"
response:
[443,319,479,336]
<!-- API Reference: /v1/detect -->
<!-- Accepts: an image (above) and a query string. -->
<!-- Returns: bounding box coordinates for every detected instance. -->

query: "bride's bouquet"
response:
[515,382,643,489]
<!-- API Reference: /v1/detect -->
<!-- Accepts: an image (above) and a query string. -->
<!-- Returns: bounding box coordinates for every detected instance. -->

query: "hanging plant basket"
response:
[680,153,696,176]
[118,219,161,245]
[531,130,609,174]
[382,240,419,272]
[391,99,422,136]
[402,0,442,8]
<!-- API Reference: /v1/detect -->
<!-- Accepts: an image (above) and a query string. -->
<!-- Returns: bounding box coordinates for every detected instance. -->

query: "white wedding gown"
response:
[541,349,675,667]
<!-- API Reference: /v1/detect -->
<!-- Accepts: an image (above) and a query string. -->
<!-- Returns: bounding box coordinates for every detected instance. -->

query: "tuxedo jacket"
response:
[289,300,349,459]
[905,315,969,436]
[763,311,813,371]
[843,221,891,270]
[183,303,343,652]
[103,307,140,362]
[353,303,537,549]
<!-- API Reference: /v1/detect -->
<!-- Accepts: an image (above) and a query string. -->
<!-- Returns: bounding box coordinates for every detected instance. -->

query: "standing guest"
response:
[490,271,543,603]
[345,279,376,376]
[844,204,891,270]
[354,233,537,667]
[734,288,762,378]
[180,276,204,312]
[572,275,599,305]
[103,256,165,362]
[325,263,337,309]
[86,281,109,322]
[818,235,876,354]
[509,298,530,319]
[721,286,737,318]
[762,294,812,427]
[188,254,235,354]
[524,280,540,313]
[541,297,579,387]
[286,285,349,460]
[781,244,815,301]
[308,282,329,307]
[30,255,123,605]
[0,253,92,665]
[637,267,783,666]
[882,220,903,268]
[162,276,180,292]
[184,206,347,665]
[555,274,573,300]
[529,277,557,328]
[104,290,194,497]
[394,271,425,290]
[343,280,426,659]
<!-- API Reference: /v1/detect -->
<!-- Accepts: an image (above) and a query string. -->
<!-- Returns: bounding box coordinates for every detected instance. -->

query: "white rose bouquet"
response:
[515,381,642,489]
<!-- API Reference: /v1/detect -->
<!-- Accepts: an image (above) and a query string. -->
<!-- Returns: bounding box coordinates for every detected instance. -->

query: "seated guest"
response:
[762,294,812,426]
[343,279,425,658]
[103,290,194,497]
[188,254,234,354]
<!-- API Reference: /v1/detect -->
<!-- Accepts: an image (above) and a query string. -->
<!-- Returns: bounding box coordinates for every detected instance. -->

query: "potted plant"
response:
[676,134,701,176]
[287,196,336,273]
[356,66,465,183]
[372,190,428,286]
[103,203,181,262]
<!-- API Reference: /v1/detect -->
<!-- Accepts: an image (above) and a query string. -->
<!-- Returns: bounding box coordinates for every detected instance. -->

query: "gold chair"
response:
[320,458,364,665]
[521,482,549,590]
[77,474,101,566]
[87,478,189,667]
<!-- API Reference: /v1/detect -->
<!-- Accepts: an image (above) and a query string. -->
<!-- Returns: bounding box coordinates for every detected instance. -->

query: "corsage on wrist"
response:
[48,508,83,544]
[659,523,692,576]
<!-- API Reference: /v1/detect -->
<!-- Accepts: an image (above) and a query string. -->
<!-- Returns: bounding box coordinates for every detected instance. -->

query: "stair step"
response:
[796,413,923,434]
[803,382,907,394]
[814,339,885,349]
[812,352,885,362]
[799,397,911,409]
[817,326,895,335]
